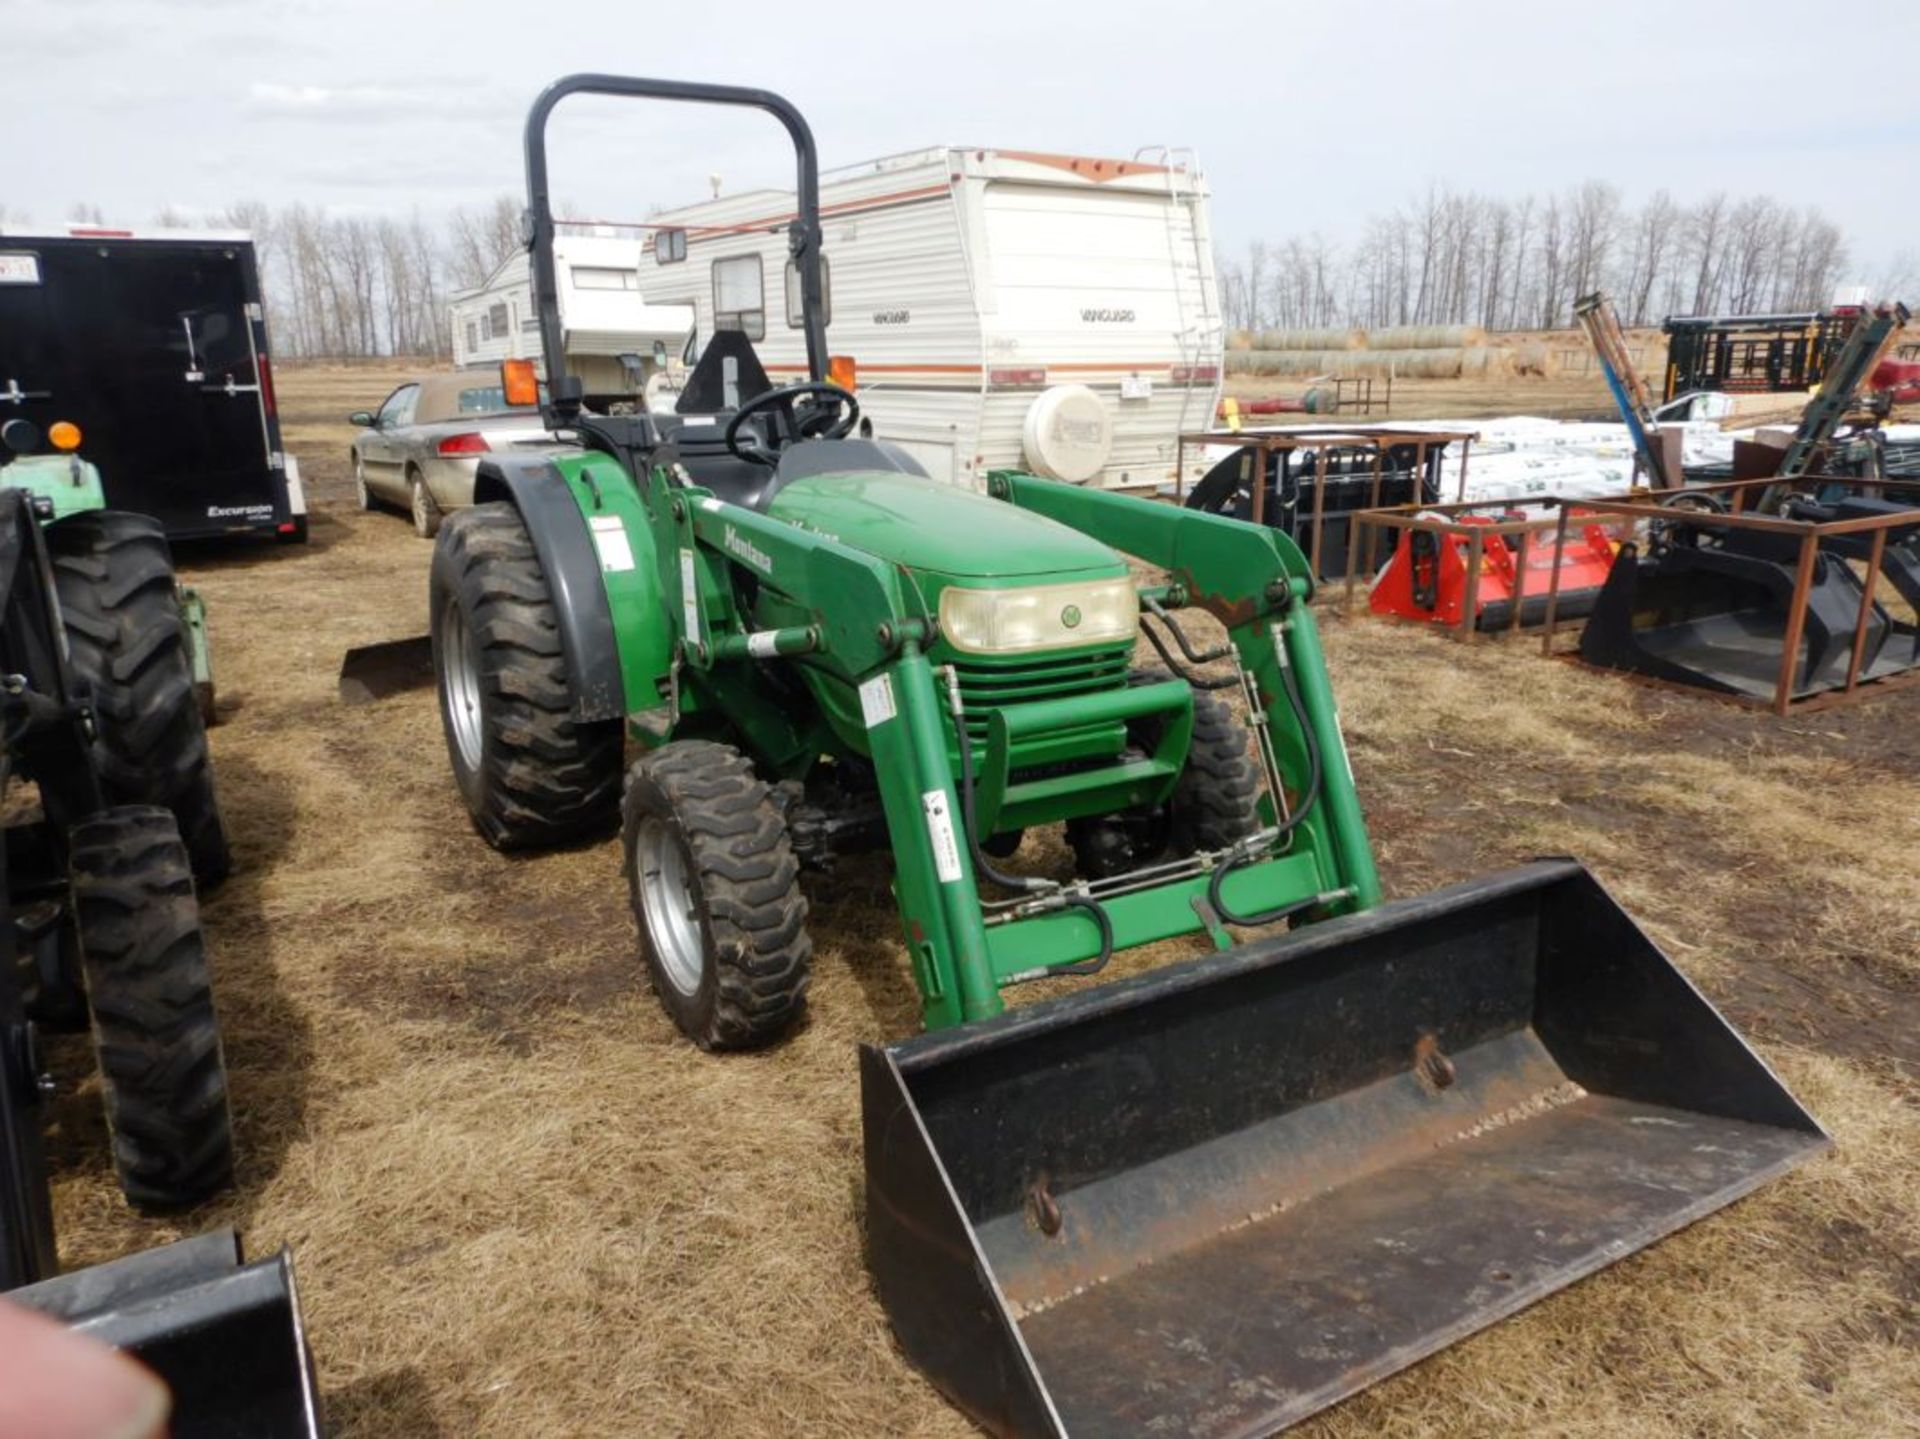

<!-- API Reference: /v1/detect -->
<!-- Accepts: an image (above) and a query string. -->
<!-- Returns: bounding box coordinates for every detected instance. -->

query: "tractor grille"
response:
[951,645,1133,742]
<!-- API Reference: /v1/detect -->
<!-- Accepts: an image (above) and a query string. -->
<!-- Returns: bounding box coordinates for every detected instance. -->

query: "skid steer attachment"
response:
[10,1228,323,1437]
[1580,534,1920,703]
[864,860,1826,1437]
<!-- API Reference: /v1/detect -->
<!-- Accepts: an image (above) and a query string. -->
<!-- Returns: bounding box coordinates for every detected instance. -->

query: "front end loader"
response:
[426,74,1828,1435]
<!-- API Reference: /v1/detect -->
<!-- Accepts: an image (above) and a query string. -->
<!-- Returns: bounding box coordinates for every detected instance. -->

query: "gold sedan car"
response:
[350,373,553,537]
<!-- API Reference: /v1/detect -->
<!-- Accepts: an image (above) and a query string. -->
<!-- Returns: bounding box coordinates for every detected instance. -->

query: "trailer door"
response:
[0,242,283,536]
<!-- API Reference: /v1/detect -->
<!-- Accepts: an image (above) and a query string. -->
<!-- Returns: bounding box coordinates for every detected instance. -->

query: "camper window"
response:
[654,229,687,264]
[784,255,831,328]
[573,267,638,291]
[713,254,765,342]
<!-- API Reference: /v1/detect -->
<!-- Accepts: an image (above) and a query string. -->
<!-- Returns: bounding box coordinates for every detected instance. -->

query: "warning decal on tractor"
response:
[588,514,634,572]
[678,549,700,644]
[921,790,963,883]
[0,254,41,285]
[859,673,896,729]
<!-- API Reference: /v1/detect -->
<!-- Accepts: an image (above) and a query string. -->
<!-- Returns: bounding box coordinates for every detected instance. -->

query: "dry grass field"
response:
[39,361,1920,1436]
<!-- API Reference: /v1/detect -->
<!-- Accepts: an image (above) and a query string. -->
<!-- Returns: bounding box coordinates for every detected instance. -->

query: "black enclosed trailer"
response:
[0,230,306,541]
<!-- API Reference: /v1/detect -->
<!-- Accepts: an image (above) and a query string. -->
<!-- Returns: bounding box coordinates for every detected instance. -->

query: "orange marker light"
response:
[48,421,82,452]
[827,354,858,391]
[500,358,540,409]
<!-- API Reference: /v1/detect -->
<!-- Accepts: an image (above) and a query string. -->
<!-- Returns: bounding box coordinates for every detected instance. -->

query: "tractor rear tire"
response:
[46,511,231,889]
[1068,667,1261,879]
[69,805,234,1210]
[622,741,811,1050]
[430,503,622,849]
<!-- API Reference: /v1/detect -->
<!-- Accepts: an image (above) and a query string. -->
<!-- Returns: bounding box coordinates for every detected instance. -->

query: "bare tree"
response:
[446,195,520,292]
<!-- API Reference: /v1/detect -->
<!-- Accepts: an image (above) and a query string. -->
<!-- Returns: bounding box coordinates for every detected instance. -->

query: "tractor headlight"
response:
[938,578,1138,655]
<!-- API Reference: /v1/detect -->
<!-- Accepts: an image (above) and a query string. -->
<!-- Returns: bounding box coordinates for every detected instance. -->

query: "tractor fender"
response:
[473,456,625,723]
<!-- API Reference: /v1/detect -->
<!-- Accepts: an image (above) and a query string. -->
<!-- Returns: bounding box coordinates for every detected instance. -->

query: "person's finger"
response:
[0,1297,170,1439]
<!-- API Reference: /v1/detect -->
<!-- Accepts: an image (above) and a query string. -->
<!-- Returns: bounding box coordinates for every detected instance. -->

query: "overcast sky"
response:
[5,0,1916,279]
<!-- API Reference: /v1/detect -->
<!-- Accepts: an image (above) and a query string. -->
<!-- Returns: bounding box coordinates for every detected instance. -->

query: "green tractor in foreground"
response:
[0,418,227,884]
[427,75,1826,1437]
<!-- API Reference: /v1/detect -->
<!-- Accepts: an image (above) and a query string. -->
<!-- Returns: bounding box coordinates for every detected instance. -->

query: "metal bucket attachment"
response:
[1579,537,1920,702]
[862,860,1826,1437]
[11,1228,323,1437]
[338,634,434,704]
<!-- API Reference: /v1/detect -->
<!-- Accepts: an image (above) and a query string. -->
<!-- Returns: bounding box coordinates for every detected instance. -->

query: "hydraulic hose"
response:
[1207,617,1327,927]
[943,667,1115,979]
[1140,597,1239,690]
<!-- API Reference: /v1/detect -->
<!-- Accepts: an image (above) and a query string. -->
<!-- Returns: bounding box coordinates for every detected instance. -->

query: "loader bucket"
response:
[862,860,1825,1437]
[338,633,434,703]
[10,1228,323,1437]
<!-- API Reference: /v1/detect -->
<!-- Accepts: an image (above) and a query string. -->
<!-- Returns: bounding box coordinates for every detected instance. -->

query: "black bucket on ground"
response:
[1579,537,1920,702]
[338,634,434,704]
[10,1228,323,1437]
[862,860,1826,1438]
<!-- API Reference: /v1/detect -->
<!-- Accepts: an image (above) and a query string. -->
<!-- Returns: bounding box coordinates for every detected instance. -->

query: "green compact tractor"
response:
[0,417,219,730]
[428,75,1827,1436]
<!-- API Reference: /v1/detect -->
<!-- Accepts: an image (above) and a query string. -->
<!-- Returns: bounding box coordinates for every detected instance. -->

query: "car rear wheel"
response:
[410,472,442,539]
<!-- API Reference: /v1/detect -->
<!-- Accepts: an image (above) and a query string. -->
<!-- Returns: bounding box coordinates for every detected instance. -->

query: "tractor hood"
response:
[767,471,1123,580]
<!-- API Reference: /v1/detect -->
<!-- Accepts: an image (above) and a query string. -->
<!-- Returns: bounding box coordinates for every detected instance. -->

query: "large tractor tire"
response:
[622,741,811,1050]
[46,511,230,889]
[430,503,622,848]
[69,805,234,1209]
[1068,667,1262,880]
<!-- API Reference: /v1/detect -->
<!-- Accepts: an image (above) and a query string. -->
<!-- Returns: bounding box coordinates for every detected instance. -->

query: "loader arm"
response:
[989,470,1382,912]
[670,484,1005,1026]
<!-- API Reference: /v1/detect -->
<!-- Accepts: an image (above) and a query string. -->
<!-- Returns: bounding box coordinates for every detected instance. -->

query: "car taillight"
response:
[1171,364,1220,384]
[257,354,277,417]
[437,432,491,456]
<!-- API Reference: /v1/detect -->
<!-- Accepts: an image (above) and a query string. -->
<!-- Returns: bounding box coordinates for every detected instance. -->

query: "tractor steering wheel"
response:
[722,381,860,467]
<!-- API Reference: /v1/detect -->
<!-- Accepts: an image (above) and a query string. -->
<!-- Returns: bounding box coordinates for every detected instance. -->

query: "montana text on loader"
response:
[424,73,1828,1438]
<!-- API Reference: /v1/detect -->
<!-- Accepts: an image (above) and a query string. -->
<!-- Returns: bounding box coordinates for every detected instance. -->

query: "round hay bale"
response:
[1229,347,1466,380]
[1369,324,1487,350]
[1226,350,1343,377]
[1458,347,1516,379]
[1511,341,1552,378]
[1250,327,1366,352]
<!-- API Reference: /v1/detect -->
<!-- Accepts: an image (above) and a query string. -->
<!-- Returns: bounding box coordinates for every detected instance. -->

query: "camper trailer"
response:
[450,233,692,407]
[640,146,1224,489]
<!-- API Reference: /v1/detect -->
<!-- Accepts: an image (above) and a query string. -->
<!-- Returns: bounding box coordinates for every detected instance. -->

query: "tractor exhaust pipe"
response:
[863,860,1825,1436]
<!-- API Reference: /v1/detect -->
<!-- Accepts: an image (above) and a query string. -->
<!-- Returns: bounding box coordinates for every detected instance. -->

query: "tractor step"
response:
[862,860,1825,1437]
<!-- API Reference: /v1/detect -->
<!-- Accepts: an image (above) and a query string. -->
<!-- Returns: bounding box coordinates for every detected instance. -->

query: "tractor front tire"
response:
[430,503,621,849]
[1068,667,1261,879]
[47,511,231,889]
[70,805,234,1209]
[623,741,811,1050]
